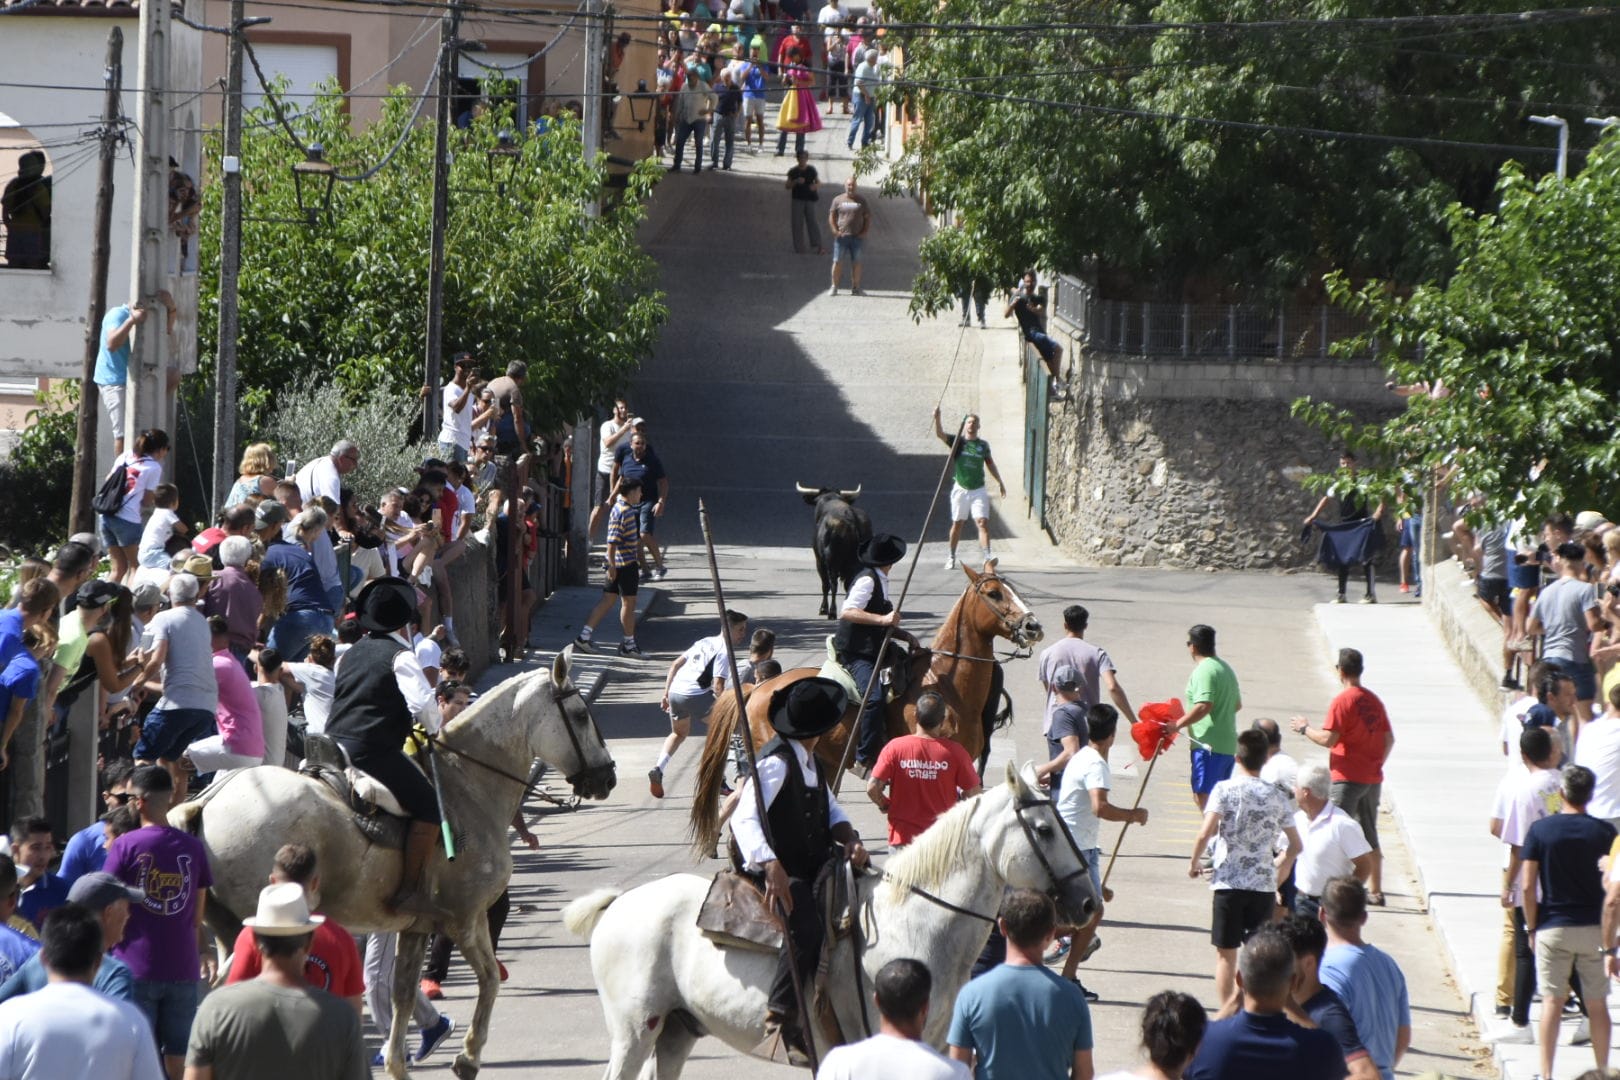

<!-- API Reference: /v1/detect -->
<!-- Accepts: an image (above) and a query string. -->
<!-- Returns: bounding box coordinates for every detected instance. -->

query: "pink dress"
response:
[776,64,824,133]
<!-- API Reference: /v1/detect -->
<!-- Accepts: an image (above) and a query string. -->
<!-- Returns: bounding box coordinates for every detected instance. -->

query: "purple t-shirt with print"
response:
[103,825,212,982]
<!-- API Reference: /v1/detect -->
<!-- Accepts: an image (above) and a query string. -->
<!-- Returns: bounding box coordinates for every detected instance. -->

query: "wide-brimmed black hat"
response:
[355,576,418,633]
[768,677,848,740]
[857,533,907,568]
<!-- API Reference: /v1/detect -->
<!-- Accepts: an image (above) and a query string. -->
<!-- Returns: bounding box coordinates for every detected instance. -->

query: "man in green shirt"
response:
[1176,623,1242,810]
[933,407,1007,571]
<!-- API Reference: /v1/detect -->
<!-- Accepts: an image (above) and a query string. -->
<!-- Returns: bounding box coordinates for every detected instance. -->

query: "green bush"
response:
[0,384,77,557]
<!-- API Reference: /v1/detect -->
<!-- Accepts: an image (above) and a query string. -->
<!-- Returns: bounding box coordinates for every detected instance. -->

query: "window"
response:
[459,53,530,128]
[244,42,342,112]
[0,120,51,271]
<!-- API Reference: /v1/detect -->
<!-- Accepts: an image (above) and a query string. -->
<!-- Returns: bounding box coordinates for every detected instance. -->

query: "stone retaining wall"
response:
[1041,344,1400,570]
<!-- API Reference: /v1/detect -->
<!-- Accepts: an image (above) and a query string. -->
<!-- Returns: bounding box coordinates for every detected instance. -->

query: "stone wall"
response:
[446,534,501,679]
[1042,350,1399,570]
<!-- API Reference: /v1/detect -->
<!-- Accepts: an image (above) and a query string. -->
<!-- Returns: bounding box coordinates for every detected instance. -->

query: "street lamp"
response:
[1529,114,1569,180]
[1586,116,1620,133]
[486,128,522,196]
[291,143,337,227]
[626,79,653,132]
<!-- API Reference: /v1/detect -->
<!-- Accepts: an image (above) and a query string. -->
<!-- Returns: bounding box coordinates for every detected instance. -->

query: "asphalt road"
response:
[421,127,1490,1079]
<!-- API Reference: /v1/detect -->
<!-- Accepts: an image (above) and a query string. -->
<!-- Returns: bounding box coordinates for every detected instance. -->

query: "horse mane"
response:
[440,665,550,741]
[880,789,986,895]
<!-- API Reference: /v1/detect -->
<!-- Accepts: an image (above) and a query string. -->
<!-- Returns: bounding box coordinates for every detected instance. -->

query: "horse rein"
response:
[427,683,608,792]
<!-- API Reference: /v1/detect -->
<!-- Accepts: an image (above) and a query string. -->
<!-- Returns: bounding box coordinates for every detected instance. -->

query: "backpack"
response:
[92,459,129,516]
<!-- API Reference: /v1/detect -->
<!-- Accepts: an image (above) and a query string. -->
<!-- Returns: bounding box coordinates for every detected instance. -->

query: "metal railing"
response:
[1052,275,1404,361]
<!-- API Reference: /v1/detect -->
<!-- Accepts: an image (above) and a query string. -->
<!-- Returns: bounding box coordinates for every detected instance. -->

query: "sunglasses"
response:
[104,791,134,804]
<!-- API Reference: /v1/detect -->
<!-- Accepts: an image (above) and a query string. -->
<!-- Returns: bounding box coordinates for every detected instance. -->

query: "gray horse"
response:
[174,649,615,1079]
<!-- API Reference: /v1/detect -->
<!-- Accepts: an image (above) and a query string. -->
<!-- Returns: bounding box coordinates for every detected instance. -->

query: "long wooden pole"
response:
[698,499,818,1075]
[1100,734,1170,889]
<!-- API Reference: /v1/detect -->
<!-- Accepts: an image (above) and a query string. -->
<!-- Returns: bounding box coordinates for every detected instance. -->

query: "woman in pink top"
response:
[182,614,264,773]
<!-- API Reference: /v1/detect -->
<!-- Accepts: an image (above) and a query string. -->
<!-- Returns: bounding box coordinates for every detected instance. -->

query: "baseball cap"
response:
[1050,665,1084,693]
[254,501,289,530]
[76,579,123,609]
[67,871,144,911]
[131,583,164,610]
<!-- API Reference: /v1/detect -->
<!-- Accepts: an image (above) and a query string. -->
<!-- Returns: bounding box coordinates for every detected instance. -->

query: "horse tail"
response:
[689,691,740,858]
[562,888,623,939]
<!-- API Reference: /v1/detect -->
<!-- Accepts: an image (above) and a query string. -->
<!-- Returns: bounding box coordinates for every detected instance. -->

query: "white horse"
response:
[174,649,615,1080]
[563,764,1099,1079]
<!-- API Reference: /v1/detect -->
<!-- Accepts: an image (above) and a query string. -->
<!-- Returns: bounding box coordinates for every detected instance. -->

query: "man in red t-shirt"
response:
[867,692,983,847]
[227,843,363,1013]
[1289,647,1396,904]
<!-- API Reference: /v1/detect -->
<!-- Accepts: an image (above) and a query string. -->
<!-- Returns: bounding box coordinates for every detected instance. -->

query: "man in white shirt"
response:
[1575,684,1620,830]
[295,440,361,612]
[434,353,477,466]
[820,958,968,1080]
[650,611,745,799]
[836,534,917,775]
[588,398,635,540]
[731,678,868,1065]
[1486,725,1562,1041]
[1291,761,1373,921]
[1056,705,1145,995]
[0,902,164,1080]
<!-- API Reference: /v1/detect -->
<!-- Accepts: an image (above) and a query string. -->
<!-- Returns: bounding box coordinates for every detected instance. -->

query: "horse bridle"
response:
[429,682,614,792]
[930,575,1037,665]
[889,795,1093,924]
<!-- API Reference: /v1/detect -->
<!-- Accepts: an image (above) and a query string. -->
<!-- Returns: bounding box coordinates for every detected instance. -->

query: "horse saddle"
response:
[821,635,924,707]
[696,869,782,953]
[299,734,410,850]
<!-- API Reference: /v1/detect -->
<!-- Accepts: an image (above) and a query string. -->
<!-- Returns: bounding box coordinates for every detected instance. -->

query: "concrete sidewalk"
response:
[1315,602,1605,1080]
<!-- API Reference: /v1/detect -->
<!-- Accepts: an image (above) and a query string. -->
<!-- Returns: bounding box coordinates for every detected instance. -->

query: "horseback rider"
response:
[836,533,918,777]
[732,677,870,1064]
[325,577,445,918]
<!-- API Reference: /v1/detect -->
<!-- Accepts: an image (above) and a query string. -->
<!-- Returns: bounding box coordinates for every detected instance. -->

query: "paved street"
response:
[434,126,1491,1078]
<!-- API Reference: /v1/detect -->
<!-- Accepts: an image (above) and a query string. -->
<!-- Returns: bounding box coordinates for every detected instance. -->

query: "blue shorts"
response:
[1190,746,1235,795]
[134,978,200,1055]
[832,235,863,264]
[1082,846,1102,897]
[99,513,143,548]
[1548,658,1598,702]
[637,499,658,536]
[133,707,216,763]
[1508,561,1541,591]
[1024,330,1061,362]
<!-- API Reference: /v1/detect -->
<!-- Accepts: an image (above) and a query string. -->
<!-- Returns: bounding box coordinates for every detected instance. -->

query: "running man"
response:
[933,407,1006,570]
[650,610,748,798]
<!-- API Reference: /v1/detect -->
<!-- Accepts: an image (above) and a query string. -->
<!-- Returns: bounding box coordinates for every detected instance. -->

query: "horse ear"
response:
[1003,759,1020,791]
[1006,761,1037,800]
[962,562,980,583]
[553,646,573,687]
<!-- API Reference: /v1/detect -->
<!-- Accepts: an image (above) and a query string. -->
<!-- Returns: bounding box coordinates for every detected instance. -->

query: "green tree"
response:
[196,84,667,436]
[1293,135,1620,525]
[879,0,1620,315]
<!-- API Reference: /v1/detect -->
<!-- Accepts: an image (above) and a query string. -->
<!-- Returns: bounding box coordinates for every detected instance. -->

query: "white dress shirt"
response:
[841,567,890,614]
[388,629,441,734]
[1293,801,1373,897]
[732,738,850,871]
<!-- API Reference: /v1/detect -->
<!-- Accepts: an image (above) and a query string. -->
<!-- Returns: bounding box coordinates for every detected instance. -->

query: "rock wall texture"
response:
[1042,351,1399,571]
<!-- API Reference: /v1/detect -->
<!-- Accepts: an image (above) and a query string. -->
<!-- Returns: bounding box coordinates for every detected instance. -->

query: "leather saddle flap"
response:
[697,870,783,953]
[298,757,408,851]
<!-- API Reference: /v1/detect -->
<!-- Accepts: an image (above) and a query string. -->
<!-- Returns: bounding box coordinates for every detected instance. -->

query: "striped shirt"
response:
[606,498,641,568]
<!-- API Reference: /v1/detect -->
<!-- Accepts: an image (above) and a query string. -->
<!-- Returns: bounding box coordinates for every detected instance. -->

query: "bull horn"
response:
[795,482,818,495]
[838,484,862,499]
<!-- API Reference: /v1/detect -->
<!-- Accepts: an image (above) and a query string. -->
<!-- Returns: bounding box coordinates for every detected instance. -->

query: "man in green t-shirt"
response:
[933,407,1007,571]
[1175,623,1242,810]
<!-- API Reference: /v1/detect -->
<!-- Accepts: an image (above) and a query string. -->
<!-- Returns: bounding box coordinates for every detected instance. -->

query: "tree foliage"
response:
[1292,135,1620,525]
[0,384,77,555]
[196,84,667,436]
[880,0,1620,315]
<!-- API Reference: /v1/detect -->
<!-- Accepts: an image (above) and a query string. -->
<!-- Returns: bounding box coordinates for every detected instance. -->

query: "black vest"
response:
[326,635,412,751]
[833,567,892,660]
[761,736,832,881]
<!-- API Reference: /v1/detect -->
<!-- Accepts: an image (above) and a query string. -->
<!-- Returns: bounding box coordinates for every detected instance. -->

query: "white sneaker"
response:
[943,554,956,570]
[829,285,839,296]
[1485,1020,1534,1044]
[1568,1017,1591,1045]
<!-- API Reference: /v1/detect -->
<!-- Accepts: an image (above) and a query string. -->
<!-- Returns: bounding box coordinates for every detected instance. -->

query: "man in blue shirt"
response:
[1319,877,1413,1080]
[11,817,69,929]
[1184,927,1346,1080]
[95,292,173,456]
[1276,914,1378,1080]
[947,889,1093,1080]
[612,428,669,579]
[0,872,138,1003]
[59,760,137,887]
[0,865,39,985]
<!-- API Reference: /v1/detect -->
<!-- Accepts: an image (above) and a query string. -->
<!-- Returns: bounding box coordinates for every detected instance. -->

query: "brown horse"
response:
[690,561,1041,853]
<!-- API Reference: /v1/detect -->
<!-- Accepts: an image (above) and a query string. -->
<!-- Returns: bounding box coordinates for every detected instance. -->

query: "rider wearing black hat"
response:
[731,677,869,1063]
[834,532,917,777]
[326,577,445,917]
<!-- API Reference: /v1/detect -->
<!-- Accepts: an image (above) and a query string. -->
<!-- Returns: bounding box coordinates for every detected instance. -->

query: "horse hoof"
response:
[451,1056,478,1080]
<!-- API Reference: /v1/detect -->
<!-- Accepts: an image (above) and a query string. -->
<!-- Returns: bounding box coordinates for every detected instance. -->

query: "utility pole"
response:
[423,4,461,439]
[211,0,246,511]
[581,0,605,215]
[128,0,173,456]
[69,28,125,536]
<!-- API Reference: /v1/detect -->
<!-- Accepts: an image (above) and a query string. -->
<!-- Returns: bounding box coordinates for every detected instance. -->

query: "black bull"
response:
[797,484,872,618]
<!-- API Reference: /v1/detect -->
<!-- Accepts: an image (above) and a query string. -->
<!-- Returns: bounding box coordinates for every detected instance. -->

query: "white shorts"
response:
[743,97,766,119]
[184,735,261,774]
[99,383,125,436]
[950,484,990,522]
